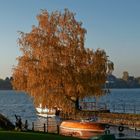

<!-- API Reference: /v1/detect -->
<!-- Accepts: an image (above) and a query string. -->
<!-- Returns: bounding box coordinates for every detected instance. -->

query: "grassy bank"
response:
[0,131,81,140]
[0,131,139,140]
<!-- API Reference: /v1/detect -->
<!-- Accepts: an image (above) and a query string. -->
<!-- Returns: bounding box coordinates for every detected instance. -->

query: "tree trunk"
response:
[75,97,79,110]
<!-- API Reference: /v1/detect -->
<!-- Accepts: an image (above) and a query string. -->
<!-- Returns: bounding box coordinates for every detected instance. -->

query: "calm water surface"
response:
[0,90,37,127]
[98,89,140,113]
[0,89,140,127]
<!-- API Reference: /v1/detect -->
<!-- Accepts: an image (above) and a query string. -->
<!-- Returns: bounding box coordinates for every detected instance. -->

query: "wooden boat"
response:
[60,120,105,139]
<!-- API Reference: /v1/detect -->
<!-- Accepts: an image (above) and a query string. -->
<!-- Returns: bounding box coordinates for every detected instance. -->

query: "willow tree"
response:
[12,9,113,114]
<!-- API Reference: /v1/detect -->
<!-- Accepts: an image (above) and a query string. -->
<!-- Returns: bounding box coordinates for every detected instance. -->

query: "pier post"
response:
[134,105,136,114]
[57,125,59,134]
[32,122,34,131]
[134,127,137,136]
[113,104,115,112]
[123,103,125,113]
[47,116,48,133]
[44,123,46,132]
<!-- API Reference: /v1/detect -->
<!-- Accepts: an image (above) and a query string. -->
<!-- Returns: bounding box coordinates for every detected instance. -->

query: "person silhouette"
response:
[15,114,22,131]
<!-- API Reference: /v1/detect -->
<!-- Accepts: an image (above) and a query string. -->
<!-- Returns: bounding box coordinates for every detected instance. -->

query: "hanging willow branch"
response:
[12,9,113,113]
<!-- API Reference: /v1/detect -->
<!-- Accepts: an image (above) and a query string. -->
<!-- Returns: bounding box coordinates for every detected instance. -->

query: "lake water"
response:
[0,89,140,128]
[84,88,140,114]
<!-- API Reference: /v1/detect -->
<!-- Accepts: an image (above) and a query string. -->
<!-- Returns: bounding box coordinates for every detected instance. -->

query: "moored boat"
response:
[60,120,106,139]
[36,104,56,118]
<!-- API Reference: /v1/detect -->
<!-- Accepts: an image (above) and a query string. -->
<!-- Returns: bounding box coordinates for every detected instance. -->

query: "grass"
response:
[0,131,81,140]
[0,131,139,140]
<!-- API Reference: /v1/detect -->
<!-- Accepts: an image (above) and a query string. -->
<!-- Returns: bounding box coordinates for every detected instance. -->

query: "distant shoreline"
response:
[1,74,140,89]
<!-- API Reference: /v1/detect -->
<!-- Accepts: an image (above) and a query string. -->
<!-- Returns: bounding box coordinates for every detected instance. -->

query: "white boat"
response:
[36,104,56,118]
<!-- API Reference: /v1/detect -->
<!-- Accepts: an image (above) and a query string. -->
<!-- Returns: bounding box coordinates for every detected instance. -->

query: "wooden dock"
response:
[97,112,140,128]
[93,113,139,128]
[60,111,140,129]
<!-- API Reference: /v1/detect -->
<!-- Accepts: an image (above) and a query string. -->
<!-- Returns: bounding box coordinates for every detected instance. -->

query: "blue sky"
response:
[0,0,140,78]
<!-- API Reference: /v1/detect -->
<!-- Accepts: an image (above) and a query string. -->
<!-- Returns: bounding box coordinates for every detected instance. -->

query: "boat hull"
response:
[37,113,55,118]
[60,120,105,139]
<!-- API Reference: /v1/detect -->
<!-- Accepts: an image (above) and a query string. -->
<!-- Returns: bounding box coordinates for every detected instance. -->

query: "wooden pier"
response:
[60,110,140,129]
[28,115,140,139]
[96,113,139,128]
[97,112,140,128]
[79,101,140,114]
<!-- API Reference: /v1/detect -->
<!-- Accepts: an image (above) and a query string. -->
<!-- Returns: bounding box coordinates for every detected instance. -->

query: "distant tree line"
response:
[0,71,140,90]
[2,74,139,90]
[0,77,13,90]
[107,71,140,88]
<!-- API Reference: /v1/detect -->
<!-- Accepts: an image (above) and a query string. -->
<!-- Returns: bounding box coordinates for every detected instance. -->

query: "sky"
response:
[0,0,140,79]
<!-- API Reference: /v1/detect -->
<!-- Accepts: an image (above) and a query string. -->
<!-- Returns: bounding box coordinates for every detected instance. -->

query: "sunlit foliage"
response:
[12,9,113,113]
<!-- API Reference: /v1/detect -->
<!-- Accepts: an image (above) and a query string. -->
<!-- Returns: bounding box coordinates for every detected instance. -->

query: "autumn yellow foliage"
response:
[12,9,113,113]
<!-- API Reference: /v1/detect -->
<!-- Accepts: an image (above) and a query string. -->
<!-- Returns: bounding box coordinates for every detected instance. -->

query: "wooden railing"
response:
[30,119,59,134]
[24,118,140,138]
[79,101,140,114]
